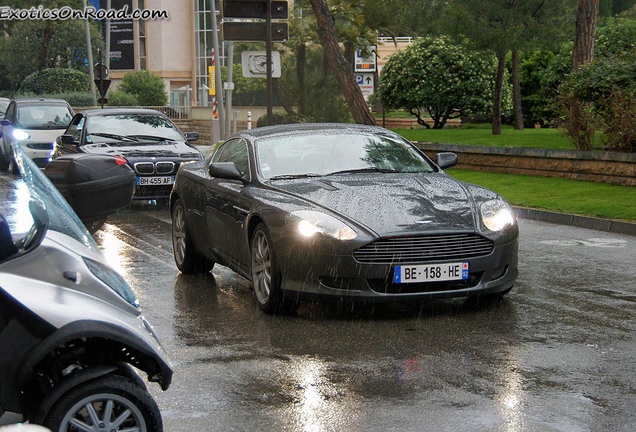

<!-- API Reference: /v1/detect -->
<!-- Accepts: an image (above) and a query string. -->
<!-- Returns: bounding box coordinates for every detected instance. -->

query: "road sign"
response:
[94,63,109,80]
[354,48,376,72]
[94,79,111,99]
[221,21,288,42]
[241,51,281,78]
[221,0,289,19]
[355,73,374,96]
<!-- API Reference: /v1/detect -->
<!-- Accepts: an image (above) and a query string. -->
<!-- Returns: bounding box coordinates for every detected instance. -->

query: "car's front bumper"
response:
[275,232,518,302]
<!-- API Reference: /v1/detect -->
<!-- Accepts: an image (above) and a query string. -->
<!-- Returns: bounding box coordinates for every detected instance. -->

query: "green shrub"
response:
[118,70,167,106]
[107,89,139,106]
[20,68,90,94]
[378,36,503,129]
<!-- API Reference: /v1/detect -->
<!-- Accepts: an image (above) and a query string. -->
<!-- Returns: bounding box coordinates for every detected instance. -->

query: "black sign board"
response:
[101,0,135,70]
[221,0,289,19]
[221,22,288,42]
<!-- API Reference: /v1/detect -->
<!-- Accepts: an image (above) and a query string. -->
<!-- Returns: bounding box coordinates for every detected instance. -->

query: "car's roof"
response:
[231,123,399,141]
[79,108,168,117]
[13,98,70,105]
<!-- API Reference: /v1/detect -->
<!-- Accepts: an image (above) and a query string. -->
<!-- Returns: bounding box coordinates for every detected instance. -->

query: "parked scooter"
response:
[0,145,172,431]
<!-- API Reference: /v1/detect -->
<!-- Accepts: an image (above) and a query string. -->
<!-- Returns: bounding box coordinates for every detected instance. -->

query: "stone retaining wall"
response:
[415,142,636,186]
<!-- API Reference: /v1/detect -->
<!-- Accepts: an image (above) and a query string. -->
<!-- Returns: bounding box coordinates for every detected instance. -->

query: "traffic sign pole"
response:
[266,0,273,126]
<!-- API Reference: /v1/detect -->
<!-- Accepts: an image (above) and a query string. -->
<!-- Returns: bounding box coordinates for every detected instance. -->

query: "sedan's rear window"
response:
[255,133,435,179]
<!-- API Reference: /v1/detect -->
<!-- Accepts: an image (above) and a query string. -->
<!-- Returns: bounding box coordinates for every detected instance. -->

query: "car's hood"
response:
[269,173,479,236]
[19,128,66,143]
[80,141,200,160]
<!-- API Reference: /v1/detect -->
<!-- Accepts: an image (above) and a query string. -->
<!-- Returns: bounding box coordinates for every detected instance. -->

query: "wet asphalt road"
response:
[2,172,636,431]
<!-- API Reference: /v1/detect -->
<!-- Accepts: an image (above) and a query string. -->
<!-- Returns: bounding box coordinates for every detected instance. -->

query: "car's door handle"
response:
[232,205,248,216]
[63,271,81,283]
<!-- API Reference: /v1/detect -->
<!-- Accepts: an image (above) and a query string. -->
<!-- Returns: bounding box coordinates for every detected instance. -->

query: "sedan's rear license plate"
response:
[393,262,469,283]
[137,176,175,186]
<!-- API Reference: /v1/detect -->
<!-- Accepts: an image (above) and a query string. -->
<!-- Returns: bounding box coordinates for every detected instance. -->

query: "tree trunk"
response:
[492,50,507,136]
[309,0,376,126]
[297,42,308,116]
[512,48,523,130]
[38,23,54,72]
[572,0,600,71]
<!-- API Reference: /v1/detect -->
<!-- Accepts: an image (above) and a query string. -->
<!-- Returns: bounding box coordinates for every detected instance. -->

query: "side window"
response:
[214,139,249,176]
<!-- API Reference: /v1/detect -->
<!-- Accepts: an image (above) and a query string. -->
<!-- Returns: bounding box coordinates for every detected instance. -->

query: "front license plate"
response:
[136,176,175,186]
[393,262,469,284]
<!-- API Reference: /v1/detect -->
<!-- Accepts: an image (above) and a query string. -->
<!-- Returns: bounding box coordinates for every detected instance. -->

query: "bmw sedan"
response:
[170,124,518,313]
[54,108,203,200]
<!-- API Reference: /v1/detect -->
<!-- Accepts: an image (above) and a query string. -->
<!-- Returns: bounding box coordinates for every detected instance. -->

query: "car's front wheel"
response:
[171,198,214,274]
[43,375,162,432]
[251,223,297,314]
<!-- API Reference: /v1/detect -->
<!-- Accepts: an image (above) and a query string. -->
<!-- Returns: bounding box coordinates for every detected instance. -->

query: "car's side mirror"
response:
[209,162,245,182]
[185,131,199,142]
[60,134,77,145]
[435,152,458,170]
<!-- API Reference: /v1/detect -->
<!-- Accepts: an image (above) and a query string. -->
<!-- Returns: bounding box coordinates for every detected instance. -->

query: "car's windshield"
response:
[255,132,436,179]
[12,144,99,253]
[85,113,184,144]
[15,104,72,128]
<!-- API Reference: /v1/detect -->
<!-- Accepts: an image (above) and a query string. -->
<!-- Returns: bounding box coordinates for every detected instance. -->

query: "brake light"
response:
[114,156,127,166]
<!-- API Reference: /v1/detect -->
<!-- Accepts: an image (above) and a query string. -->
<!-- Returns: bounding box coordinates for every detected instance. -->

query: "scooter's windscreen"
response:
[11,144,99,253]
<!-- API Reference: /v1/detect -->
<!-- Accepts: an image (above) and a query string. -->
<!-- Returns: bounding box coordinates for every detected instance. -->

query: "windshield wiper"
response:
[325,167,402,175]
[127,135,177,142]
[268,173,324,180]
[89,132,139,142]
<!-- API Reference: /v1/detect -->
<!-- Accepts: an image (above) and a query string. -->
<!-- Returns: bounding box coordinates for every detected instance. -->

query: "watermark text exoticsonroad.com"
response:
[0,5,168,21]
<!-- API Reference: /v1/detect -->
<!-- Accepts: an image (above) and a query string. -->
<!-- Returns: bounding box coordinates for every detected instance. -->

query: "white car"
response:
[0,98,73,173]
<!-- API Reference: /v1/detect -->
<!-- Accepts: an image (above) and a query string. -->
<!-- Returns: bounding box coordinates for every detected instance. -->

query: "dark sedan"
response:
[54,108,203,199]
[170,124,518,314]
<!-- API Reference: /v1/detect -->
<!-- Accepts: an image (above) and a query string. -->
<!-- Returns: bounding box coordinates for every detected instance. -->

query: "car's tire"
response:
[250,223,295,314]
[171,198,214,274]
[43,374,163,432]
[0,152,8,171]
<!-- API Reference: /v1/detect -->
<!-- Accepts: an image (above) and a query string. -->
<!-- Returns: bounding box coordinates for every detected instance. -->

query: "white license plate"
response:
[136,176,175,186]
[393,262,469,284]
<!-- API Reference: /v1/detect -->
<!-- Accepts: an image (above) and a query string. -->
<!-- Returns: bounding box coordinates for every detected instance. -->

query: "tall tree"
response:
[572,0,601,70]
[447,0,570,134]
[308,0,376,125]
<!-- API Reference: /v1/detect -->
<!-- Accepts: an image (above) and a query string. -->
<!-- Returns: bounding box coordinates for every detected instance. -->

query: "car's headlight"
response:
[480,199,515,232]
[13,129,30,141]
[288,210,357,240]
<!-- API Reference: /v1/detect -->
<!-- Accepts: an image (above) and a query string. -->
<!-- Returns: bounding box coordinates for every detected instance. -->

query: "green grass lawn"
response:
[394,124,604,150]
[448,169,636,222]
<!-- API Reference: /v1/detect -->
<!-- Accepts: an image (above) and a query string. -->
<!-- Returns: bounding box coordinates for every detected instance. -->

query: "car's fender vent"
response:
[26,142,54,150]
[353,233,494,264]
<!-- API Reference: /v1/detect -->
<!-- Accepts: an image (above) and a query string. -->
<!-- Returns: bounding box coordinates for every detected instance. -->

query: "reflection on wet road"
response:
[2,172,634,431]
[93,204,635,432]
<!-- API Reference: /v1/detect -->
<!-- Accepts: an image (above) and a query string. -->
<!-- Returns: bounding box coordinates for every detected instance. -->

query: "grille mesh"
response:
[353,233,494,264]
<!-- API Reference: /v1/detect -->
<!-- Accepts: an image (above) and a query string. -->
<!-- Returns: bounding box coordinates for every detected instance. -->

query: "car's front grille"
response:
[26,142,54,150]
[134,162,155,174]
[155,161,175,174]
[353,233,494,264]
[367,273,483,294]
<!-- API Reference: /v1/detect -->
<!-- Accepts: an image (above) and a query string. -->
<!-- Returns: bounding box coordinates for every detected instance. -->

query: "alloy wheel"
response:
[252,230,272,305]
[172,203,187,266]
[58,393,147,432]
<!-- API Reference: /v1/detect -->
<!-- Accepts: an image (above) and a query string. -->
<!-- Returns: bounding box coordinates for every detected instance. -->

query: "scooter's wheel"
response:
[43,375,162,432]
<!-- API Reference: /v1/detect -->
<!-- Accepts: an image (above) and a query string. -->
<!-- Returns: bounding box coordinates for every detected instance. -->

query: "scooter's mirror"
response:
[21,201,49,254]
[0,214,18,261]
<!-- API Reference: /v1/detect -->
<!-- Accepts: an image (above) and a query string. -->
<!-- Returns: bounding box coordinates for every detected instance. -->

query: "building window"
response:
[138,0,147,69]
[194,0,227,106]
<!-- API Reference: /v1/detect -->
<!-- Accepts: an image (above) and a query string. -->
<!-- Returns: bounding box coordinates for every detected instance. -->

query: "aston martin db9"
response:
[170,124,518,313]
